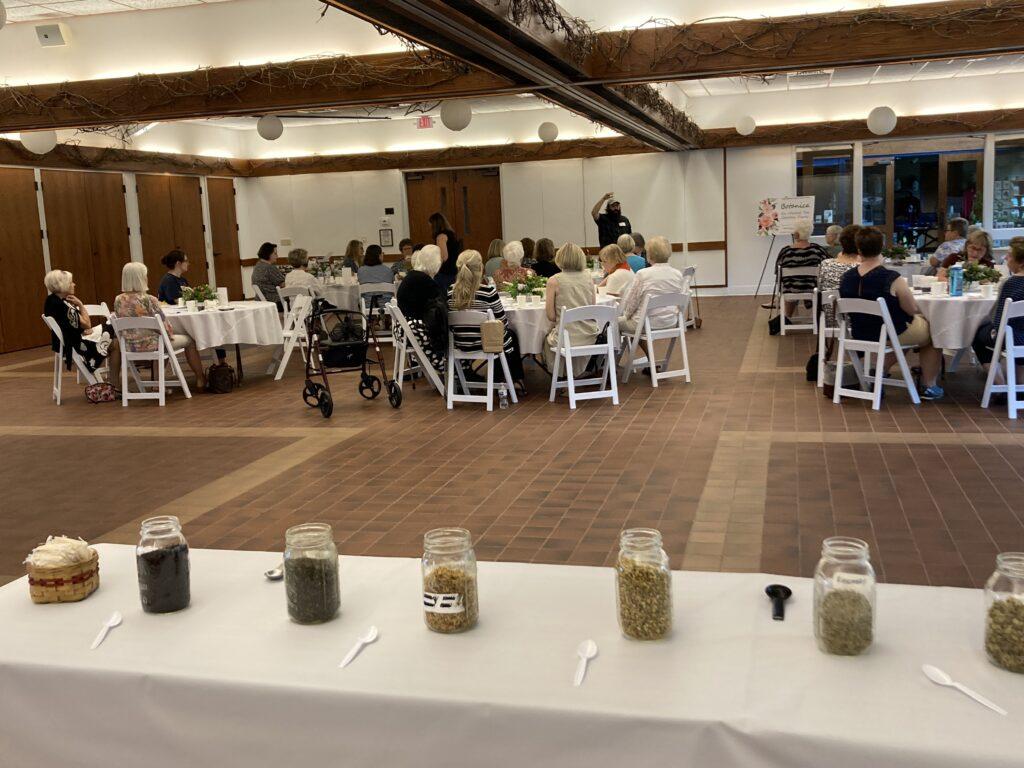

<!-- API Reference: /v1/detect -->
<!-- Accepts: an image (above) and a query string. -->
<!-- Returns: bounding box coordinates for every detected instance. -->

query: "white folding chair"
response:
[387,302,446,396]
[278,286,316,316]
[41,315,101,405]
[681,265,699,329]
[620,292,691,387]
[359,283,397,345]
[817,288,842,388]
[110,316,191,407]
[84,302,110,318]
[779,266,819,335]
[271,293,312,381]
[253,285,269,303]
[444,310,518,411]
[548,304,620,409]
[832,297,921,410]
[982,298,1024,418]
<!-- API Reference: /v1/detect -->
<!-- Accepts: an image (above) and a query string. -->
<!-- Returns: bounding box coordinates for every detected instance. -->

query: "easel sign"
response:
[757,196,815,237]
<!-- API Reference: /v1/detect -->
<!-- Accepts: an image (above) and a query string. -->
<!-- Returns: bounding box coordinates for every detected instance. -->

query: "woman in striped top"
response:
[775,221,827,321]
[447,250,526,392]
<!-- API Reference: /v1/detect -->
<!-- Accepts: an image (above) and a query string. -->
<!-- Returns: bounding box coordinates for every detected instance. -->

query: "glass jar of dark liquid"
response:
[136,515,190,613]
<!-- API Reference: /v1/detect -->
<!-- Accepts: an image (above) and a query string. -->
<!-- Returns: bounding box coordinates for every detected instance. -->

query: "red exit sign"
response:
[417,115,435,129]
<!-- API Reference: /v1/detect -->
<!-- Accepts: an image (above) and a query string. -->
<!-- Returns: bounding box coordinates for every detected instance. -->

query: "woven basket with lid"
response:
[27,549,99,604]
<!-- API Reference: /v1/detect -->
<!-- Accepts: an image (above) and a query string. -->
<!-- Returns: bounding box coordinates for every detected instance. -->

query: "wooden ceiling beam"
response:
[0,52,514,133]
[590,0,1024,84]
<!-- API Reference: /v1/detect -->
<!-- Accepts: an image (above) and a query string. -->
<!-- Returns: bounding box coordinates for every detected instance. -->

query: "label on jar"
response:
[833,572,871,594]
[423,592,465,614]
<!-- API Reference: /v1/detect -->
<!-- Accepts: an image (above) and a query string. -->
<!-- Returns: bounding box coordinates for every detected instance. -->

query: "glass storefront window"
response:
[994,137,1024,229]
[796,146,853,235]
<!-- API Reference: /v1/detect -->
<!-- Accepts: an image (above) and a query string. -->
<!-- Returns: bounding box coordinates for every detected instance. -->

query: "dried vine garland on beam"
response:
[499,0,595,65]
[0,138,246,175]
[612,84,705,146]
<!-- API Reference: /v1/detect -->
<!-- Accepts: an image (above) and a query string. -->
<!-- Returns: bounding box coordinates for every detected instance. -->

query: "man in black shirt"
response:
[592,192,632,247]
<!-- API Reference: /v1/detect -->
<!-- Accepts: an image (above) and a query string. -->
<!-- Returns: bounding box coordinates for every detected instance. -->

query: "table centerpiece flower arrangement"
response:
[181,284,217,309]
[503,274,548,299]
[882,244,909,263]
[963,263,1002,290]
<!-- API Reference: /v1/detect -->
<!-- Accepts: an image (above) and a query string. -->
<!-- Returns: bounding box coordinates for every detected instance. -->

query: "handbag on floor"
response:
[206,362,237,394]
[85,382,116,403]
[768,314,781,335]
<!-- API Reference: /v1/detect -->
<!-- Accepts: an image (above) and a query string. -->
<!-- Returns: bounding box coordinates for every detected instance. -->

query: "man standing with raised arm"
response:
[592,192,632,248]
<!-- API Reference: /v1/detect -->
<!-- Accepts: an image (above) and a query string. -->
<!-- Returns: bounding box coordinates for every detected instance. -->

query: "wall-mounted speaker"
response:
[36,24,68,47]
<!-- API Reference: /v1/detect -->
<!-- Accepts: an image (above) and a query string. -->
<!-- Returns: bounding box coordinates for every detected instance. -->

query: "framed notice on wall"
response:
[379,229,394,248]
[756,196,815,237]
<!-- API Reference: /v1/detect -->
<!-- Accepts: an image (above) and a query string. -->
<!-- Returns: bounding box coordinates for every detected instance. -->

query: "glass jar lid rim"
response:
[996,551,1024,576]
[620,527,663,543]
[140,515,181,533]
[424,527,472,551]
[286,522,334,545]
[821,536,870,556]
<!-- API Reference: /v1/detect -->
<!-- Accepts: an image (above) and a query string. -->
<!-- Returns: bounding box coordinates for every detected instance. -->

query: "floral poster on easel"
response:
[757,198,780,236]
[756,196,815,237]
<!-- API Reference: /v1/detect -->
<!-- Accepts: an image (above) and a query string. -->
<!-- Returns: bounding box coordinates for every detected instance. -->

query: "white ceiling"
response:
[677,55,1024,97]
[1,0,235,23]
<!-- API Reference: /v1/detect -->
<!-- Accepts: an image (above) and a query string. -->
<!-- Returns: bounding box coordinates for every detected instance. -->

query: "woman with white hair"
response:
[544,242,599,377]
[448,250,525,390]
[43,269,114,373]
[825,224,843,257]
[619,236,686,334]
[494,240,536,287]
[396,245,447,373]
[113,262,206,390]
[774,220,827,321]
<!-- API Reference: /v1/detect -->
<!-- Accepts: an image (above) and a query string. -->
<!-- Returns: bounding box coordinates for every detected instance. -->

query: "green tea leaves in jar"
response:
[616,529,673,641]
[813,537,876,656]
[284,523,339,625]
[422,528,478,634]
[818,589,873,656]
[984,553,1024,673]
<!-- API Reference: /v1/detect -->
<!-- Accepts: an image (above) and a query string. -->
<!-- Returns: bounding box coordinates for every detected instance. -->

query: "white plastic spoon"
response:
[264,563,284,581]
[339,626,379,669]
[90,611,123,650]
[573,639,598,687]
[921,664,1007,716]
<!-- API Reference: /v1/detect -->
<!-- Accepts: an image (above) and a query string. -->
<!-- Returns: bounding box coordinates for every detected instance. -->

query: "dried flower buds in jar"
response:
[422,528,478,633]
[616,528,673,640]
[984,553,1024,673]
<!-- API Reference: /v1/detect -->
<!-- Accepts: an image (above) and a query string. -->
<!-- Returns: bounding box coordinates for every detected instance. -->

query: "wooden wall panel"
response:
[83,172,131,305]
[0,168,48,351]
[207,178,243,300]
[40,170,97,304]
[136,174,176,290]
[168,175,209,287]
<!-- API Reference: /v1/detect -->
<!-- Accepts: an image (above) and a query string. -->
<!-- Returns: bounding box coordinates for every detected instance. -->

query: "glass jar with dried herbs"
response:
[813,537,876,656]
[984,552,1024,673]
[422,528,478,633]
[616,528,673,640]
[284,523,340,624]
[136,515,191,614]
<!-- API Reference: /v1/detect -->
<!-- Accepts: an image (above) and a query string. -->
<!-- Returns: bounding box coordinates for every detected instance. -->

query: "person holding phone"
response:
[592,192,632,248]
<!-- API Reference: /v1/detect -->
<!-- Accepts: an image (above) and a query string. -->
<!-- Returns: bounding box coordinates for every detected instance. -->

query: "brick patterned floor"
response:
[3,296,1023,588]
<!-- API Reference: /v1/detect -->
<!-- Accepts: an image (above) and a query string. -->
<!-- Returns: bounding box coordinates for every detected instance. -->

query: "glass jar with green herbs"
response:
[422,528,478,633]
[813,537,876,656]
[616,528,673,640]
[984,552,1024,673]
[284,523,339,624]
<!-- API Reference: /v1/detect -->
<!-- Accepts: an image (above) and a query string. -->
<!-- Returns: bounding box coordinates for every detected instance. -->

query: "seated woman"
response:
[43,269,116,375]
[342,239,364,271]
[619,236,686,336]
[284,248,320,290]
[252,242,285,306]
[937,228,995,279]
[825,225,843,258]
[447,250,526,392]
[391,238,415,277]
[358,244,396,314]
[532,238,560,278]
[776,221,827,321]
[818,224,861,327]
[544,242,599,377]
[484,238,506,280]
[598,244,635,297]
[114,262,206,391]
[971,236,1024,394]
[494,241,536,287]
[157,250,191,305]
[395,245,447,374]
[839,226,943,401]
[521,237,537,269]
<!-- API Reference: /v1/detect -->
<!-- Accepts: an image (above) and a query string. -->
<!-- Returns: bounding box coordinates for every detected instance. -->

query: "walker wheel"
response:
[303,382,323,407]
[318,390,333,419]
[359,375,382,400]
[387,381,403,409]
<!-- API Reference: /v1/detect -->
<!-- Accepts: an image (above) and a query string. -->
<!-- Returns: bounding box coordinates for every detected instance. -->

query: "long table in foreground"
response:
[0,544,1019,767]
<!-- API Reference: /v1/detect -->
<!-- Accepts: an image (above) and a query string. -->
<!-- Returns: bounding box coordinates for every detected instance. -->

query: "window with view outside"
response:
[995,138,1024,229]
[796,147,853,236]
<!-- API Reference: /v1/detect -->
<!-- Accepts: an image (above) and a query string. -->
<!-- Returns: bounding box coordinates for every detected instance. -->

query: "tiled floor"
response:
[3,296,1023,588]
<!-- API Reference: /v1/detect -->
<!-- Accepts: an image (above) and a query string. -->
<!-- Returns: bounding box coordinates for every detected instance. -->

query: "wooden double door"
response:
[0,168,49,352]
[405,167,502,255]
[41,170,132,307]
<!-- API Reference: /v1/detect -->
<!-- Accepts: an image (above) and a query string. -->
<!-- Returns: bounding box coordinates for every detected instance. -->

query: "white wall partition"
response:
[678,149,727,286]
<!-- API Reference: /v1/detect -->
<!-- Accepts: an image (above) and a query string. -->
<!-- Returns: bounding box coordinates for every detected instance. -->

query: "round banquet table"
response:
[913,291,996,350]
[885,261,928,279]
[503,294,619,355]
[162,301,283,350]
[318,282,360,312]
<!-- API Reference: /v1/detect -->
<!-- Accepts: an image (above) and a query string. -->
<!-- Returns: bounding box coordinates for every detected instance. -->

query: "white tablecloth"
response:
[915,293,997,350]
[1,544,1020,768]
[885,261,928,279]
[319,282,361,312]
[504,294,618,355]
[161,302,283,350]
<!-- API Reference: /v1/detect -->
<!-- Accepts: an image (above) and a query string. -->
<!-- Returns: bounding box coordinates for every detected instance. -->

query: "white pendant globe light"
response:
[439,100,472,132]
[256,115,284,141]
[20,130,58,155]
[736,116,756,136]
[538,121,559,143]
[867,106,897,136]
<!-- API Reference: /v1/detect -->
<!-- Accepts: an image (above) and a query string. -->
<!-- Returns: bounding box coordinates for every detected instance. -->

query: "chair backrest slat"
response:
[447,309,491,327]
[359,283,396,295]
[781,267,820,278]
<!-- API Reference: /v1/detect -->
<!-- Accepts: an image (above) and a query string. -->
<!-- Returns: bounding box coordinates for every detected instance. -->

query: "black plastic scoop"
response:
[765,584,793,621]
